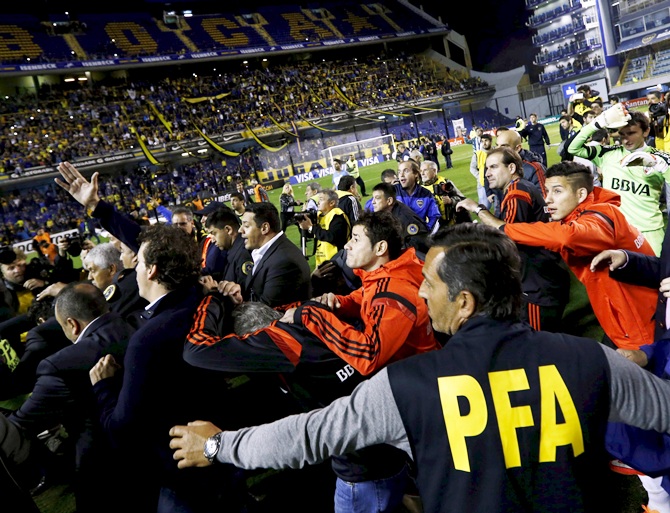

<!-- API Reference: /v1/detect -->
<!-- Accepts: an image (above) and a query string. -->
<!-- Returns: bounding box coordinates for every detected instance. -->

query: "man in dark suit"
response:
[87,224,244,513]
[9,282,135,513]
[219,202,311,307]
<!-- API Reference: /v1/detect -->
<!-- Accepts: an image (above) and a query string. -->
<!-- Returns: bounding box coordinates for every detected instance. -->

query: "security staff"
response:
[297,189,350,267]
[345,154,367,196]
[171,223,670,513]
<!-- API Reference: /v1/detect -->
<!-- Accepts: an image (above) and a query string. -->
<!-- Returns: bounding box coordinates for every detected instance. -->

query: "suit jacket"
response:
[9,312,134,513]
[106,267,148,328]
[244,234,311,307]
[0,317,71,400]
[91,286,237,510]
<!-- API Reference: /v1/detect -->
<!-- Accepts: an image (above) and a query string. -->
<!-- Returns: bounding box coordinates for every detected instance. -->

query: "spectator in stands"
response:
[395,160,441,231]
[218,202,311,307]
[336,175,362,227]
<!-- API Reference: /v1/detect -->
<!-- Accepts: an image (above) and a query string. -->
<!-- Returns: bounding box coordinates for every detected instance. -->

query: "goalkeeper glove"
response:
[593,104,631,129]
[620,150,670,175]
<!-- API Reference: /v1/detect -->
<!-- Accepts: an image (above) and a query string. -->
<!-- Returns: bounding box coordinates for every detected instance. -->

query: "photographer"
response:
[647,90,669,150]
[296,190,350,267]
[0,248,48,323]
[420,160,469,227]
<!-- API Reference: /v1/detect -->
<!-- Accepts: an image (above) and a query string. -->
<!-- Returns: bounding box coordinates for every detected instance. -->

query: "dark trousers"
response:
[355,175,367,196]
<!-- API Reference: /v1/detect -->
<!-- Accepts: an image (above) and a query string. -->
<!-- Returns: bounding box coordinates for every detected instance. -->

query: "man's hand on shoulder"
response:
[169,420,222,469]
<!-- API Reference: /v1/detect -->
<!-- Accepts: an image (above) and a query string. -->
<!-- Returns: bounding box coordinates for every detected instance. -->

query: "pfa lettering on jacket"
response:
[438,365,583,472]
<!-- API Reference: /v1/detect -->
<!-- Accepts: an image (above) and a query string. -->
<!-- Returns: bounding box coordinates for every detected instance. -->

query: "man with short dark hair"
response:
[395,160,441,231]
[496,161,657,351]
[279,210,438,376]
[331,158,350,189]
[9,282,134,513]
[519,113,551,166]
[204,209,253,286]
[457,147,570,332]
[219,202,311,307]
[229,192,246,223]
[171,222,670,513]
[336,175,362,226]
[371,182,429,257]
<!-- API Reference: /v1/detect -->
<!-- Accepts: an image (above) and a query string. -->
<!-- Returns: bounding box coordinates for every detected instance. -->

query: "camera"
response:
[61,234,87,257]
[649,101,668,120]
[291,210,319,225]
[434,181,455,196]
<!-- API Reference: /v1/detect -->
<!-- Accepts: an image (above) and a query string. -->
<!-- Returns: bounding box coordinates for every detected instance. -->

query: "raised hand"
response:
[55,162,101,211]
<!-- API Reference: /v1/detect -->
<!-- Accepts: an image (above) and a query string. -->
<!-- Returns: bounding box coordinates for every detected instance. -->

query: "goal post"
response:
[320,134,396,169]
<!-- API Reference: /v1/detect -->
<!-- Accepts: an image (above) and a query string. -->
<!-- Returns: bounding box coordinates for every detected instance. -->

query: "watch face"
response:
[204,435,219,460]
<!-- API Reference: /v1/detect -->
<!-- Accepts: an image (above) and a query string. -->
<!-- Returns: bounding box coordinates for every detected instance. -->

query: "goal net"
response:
[320,134,396,169]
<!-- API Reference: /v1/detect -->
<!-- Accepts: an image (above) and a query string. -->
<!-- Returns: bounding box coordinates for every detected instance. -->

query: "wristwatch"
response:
[203,431,223,463]
[474,205,486,216]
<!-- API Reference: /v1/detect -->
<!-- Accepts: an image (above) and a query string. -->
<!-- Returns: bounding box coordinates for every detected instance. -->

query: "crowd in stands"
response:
[0,51,488,176]
[0,159,257,245]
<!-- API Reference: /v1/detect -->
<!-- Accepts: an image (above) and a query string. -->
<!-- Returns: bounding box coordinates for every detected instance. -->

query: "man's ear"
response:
[68,317,82,338]
[375,240,388,257]
[576,187,590,204]
[457,290,477,324]
[146,263,158,282]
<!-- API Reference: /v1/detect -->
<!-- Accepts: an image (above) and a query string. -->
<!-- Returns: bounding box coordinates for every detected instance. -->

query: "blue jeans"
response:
[334,465,409,513]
